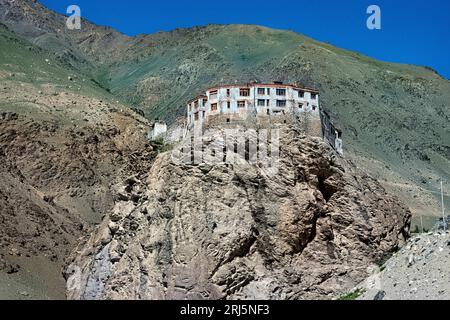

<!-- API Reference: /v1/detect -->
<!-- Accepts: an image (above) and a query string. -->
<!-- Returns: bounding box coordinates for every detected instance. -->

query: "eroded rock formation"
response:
[66,127,411,300]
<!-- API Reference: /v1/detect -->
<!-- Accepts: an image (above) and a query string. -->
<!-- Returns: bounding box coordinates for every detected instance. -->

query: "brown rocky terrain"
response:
[66,127,411,300]
[2,0,446,300]
[1,0,448,232]
[0,32,157,298]
[0,92,157,299]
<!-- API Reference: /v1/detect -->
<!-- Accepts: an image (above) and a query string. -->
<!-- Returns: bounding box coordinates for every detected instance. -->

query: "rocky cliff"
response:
[2,0,448,237]
[0,23,157,298]
[66,127,411,300]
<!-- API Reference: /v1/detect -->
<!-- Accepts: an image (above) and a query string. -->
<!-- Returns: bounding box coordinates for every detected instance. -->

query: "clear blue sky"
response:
[40,0,450,79]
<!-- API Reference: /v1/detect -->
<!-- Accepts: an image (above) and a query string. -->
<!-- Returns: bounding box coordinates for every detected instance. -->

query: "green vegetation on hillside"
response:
[1,0,449,218]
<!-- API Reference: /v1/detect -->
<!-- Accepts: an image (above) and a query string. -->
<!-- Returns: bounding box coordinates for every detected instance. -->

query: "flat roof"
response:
[187,94,207,105]
[187,83,319,104]
[206,83,319,93]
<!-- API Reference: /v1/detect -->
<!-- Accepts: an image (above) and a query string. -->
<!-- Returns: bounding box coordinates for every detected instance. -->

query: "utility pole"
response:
[420,216,424,233]
[441,180,447,231]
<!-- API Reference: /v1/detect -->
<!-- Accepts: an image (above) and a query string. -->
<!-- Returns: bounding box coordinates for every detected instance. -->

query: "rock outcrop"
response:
[66,127,411,300]
[0,86,156,299]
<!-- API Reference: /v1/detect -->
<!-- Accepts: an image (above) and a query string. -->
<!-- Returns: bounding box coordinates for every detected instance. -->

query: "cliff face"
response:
[66,127,411,300]
[0,23,157,298]
[0,108,155,299]
[2,0,448,241]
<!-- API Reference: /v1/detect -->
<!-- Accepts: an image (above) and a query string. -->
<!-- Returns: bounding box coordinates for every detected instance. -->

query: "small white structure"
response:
[148,121,167,140]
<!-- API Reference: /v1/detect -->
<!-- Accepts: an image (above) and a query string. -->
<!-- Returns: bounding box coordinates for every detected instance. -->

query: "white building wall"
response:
[187,84,320,128]
[149,122,168,140]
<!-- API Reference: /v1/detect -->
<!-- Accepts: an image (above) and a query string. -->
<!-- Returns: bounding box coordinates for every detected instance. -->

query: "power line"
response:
[441,180,447,231]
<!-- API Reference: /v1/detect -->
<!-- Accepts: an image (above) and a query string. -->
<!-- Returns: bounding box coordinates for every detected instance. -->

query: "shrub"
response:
[338,288,366,300]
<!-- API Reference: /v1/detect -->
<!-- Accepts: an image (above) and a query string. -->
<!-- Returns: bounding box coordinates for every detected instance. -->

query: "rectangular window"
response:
[311,93,317,100]
[227,101,231,109]
[194,112,199,121]
[298,91,304,98]
[266,100,270,106]
[257,99,265,106]
[211,103,218,111]
[203,98,208,105]
[194,100,199,108]
[203,111,205,118]
[226,89,231,96]
[298,103,303,109]
[210,90,218,99]
[267,88,270,95]
[240,88,250,96]
[267,109,270,115]
[188,105,192,112]
[276,88,286,96]
[257,88,265,95]
[238,101,246,108]
[276,100,286,107]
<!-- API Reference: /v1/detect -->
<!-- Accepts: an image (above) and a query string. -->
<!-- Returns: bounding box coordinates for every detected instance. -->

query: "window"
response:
[298,103,303,109]
[210,90,218,99]
[211,103,218,111]
[194,112,199,121]
[312,106,317,111]
[267,109,270,115]
[267,88,270,95]
[257,88,265,95]
[238,101,246,108]
[298,91,304,98]
[203,98,208,105]
[227,118,230,123]
[194,100,199,108]
[276,88,286,96]
[311,93,317,100]
[226,89,231,96]
[227,101,231,109]
[266,100,270,106]
[257,99,265,106]
[203,111,206,118]
[240,88,250,96]
[188,105,192,112]
[276,100,286,107]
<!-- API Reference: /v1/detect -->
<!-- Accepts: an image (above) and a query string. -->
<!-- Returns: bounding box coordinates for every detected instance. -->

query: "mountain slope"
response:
[1,1,449,237]
[66,128,410,300]
[0,22,156,299]
[0,0,447,300]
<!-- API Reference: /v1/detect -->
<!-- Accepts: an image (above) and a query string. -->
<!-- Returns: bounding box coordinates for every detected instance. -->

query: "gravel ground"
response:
[358,230,450,300]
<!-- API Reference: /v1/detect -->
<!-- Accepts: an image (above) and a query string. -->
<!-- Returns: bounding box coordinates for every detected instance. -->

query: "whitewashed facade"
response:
[148,121,167,140]
[186,83,320,129]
